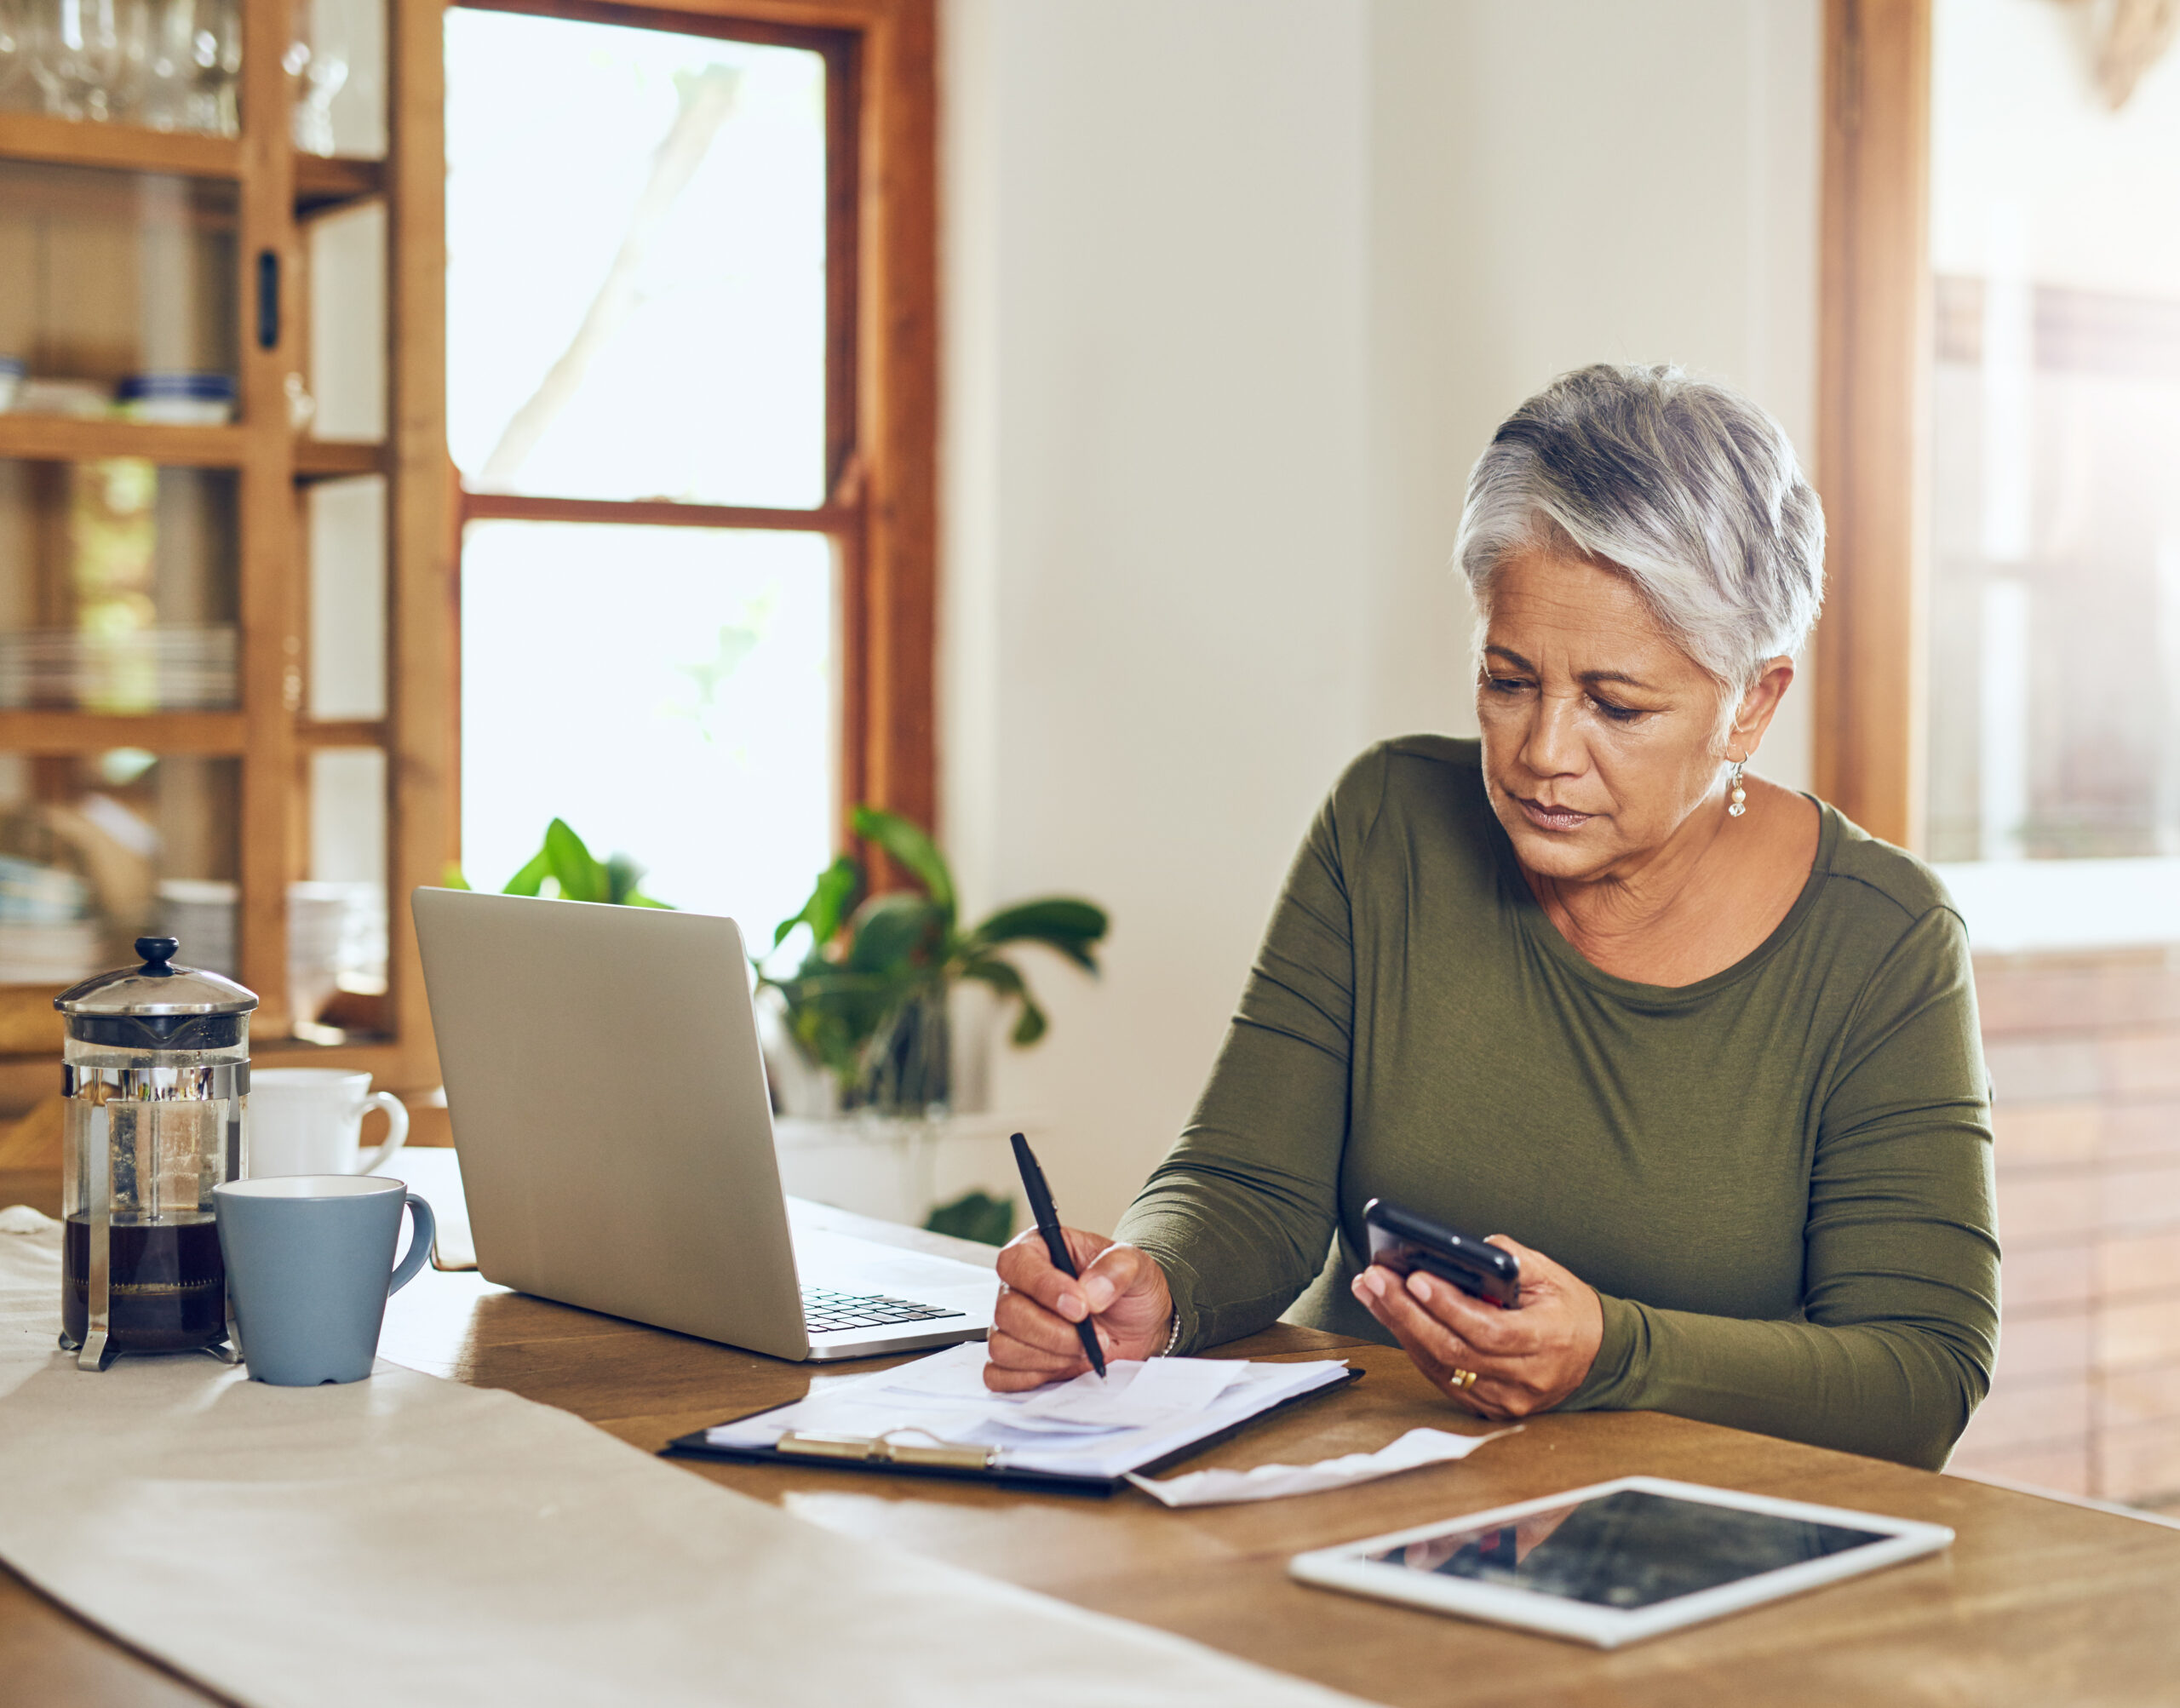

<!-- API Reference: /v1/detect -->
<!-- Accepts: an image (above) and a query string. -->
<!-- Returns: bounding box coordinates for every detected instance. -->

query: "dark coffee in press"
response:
[62,1215,227,1350]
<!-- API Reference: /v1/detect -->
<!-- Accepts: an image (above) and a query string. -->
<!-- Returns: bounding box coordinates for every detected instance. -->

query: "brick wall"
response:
[1946,947,2180,1505]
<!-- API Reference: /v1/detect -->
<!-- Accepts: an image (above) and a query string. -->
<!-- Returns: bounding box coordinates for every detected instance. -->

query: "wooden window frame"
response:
[1813,0,1932,850]
[377,0,934,1097]
[427,0,938,973]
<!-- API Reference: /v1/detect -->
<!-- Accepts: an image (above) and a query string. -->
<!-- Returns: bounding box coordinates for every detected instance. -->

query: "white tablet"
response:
[1288,1476,1953,1648]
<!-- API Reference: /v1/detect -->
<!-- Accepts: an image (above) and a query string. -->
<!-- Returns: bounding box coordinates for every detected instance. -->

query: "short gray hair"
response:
[1455,364,1824,689]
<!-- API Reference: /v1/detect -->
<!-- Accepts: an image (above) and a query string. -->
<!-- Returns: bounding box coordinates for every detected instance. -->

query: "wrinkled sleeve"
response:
[1111,756,1379,1352]
[1565,905,2002,1470]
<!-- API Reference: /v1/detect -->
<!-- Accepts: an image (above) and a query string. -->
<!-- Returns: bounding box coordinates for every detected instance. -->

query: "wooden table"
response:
[7,1165,2180,1705]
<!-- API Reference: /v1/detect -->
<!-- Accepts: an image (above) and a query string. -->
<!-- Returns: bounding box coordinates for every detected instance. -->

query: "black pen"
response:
[1011,1131,1107,1378]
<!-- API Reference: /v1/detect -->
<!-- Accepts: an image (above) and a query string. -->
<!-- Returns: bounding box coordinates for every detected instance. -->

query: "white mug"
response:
[249,1069,410,1178]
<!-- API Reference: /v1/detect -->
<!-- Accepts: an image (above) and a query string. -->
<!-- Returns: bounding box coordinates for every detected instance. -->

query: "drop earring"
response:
[1726,754,1748,818]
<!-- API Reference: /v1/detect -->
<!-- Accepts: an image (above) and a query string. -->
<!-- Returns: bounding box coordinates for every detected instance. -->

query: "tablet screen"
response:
[1362,1488,1890,1611]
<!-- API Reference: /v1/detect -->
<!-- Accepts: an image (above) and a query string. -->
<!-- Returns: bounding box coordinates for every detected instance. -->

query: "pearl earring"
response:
[1726,754,1748,818]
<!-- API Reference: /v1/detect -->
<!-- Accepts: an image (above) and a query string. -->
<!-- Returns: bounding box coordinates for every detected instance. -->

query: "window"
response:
[1922,0,2180,948]
[1816,0,2180,948]
[444,0,935,933]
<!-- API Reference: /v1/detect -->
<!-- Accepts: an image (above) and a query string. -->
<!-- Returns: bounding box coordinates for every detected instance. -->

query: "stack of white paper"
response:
[705,1344,1350,1480]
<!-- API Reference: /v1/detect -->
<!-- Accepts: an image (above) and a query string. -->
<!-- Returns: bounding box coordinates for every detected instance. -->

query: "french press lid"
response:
[54,937,260,1048]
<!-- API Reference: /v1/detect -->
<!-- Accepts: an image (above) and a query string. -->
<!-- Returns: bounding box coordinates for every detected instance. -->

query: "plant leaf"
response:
[544,818,607,903]
[849,805,956,923]
[771,963,906,1084]
[806,856,863,944]
[1008,989,1048,1046]
[960,954,1047,1046]
[965,897,1108,971]
[771,855,864,953]
[441,863,473,891]
[958,954,1024,995]
[604,851,648,906]
[501,846,553,897]
[846,891,942,974]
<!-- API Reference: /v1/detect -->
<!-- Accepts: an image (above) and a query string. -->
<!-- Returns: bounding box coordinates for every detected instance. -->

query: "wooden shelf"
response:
[0,118,381,218]
[0,710,247,754]
[0,111,242,180]
[0,416,250,468]
[295,155,387,215]
[295,440,388,480]
[299,720,389,748]
[0,425,390,479]
[0,712,392,755]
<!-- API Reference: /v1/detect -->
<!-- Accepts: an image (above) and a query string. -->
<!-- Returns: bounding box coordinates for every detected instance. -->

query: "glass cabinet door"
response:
[0,163,239,421]
[0,749,239,982]
[0,458,239,711]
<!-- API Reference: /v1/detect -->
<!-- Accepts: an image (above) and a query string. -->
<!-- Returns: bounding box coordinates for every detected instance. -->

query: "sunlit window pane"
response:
[460,521,832,940]
[445,11,828,508]
[1926,1,2180,863]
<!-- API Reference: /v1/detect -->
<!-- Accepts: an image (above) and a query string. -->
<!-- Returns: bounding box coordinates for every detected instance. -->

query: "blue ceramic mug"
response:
[215,1175,435,1385]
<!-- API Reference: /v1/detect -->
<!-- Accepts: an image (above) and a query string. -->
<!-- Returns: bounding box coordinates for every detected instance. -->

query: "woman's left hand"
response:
[1351,1235,1603,1420]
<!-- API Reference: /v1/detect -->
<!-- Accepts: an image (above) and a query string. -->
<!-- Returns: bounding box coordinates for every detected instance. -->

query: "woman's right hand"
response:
[984,1228,1174,1390]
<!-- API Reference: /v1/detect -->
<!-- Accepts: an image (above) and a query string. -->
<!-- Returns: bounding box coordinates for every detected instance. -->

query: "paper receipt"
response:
[1125,1425,1520,1507]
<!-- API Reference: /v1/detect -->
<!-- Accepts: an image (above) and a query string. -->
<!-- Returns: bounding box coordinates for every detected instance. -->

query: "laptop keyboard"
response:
[801,1286,967,1337]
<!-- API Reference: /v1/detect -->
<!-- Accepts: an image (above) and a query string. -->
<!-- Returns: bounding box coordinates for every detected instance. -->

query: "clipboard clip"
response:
[777,1428,1000,1471]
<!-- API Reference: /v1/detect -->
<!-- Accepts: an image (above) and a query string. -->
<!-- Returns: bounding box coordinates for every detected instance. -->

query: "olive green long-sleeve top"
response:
[1114,737,2000,1470]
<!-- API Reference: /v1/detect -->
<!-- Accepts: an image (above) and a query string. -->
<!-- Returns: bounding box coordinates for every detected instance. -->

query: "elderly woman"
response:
[984,364,1999,1471]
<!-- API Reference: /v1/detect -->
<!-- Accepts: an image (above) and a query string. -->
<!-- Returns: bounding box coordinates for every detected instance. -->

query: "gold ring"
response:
[1450,1367,1478,1390]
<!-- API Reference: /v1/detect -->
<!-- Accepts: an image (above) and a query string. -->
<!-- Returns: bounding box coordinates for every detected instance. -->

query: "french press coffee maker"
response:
[56,937,256,1370]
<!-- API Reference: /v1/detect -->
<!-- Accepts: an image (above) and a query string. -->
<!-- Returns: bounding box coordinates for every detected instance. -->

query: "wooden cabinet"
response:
[0,0,450,1104]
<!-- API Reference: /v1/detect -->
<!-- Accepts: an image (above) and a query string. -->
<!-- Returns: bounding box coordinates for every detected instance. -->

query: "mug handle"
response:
[387,1191,436,1296]
[356,1092,410,1175]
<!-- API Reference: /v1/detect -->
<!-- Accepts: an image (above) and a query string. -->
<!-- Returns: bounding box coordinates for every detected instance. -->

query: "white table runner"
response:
[0,1211,1372,1708]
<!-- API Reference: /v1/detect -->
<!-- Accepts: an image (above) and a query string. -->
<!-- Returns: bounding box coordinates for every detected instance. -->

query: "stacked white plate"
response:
[0,857,100,985]
[0,626,239,712]
[158,880,240,977]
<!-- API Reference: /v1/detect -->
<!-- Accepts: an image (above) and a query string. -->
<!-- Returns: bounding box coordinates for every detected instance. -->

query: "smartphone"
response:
[1362,1198,1521,1310]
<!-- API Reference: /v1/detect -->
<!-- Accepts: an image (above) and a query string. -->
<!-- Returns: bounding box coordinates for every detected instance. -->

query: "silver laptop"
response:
[411,887,996,1361]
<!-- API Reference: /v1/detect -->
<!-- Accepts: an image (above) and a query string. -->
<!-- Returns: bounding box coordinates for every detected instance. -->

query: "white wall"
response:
[943,0,1822,1229]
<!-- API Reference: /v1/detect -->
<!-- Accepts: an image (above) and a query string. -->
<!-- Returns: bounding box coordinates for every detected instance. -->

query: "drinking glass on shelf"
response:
[30,0,150,121]
[133,0,197,129]
[286,0,346,156]
[0,0,30,108]
[184,0,237,136]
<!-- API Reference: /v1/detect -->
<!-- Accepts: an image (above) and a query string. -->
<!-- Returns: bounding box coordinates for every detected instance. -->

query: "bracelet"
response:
[1159,1310,1183,1358]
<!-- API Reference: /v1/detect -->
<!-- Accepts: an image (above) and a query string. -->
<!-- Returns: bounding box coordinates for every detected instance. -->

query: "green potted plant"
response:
[444,818,673,908]
[760,806,1108,1115]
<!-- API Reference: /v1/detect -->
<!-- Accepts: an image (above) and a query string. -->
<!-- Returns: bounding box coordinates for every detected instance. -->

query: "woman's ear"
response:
[1730,656,1796,759]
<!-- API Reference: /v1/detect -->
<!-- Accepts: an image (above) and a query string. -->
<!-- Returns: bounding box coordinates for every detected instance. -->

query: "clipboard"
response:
[663,1365,1365,1497]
